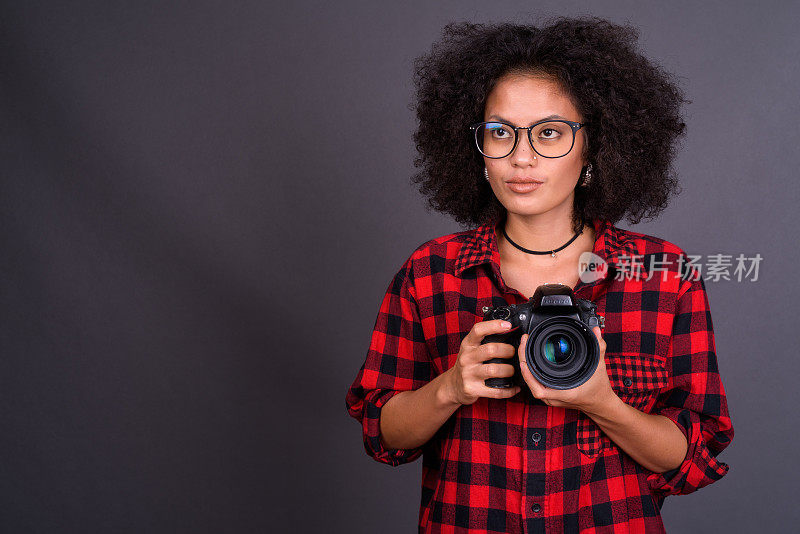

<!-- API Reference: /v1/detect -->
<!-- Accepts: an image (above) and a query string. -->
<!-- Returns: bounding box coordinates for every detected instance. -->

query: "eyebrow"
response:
[487,114,570,125]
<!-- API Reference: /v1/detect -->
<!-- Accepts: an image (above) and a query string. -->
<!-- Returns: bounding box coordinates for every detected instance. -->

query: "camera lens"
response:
[542,333,573,363]
[524,318,599,390]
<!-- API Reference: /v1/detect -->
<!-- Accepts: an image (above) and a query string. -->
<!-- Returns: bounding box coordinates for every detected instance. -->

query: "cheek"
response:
[485,159,503,172]
[550,160,583,189]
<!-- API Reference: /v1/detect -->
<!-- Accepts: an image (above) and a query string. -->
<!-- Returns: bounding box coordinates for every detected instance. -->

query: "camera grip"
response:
[481,333,518,389]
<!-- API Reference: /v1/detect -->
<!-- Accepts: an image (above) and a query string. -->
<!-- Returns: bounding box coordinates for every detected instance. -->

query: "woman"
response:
[346,17,733,533]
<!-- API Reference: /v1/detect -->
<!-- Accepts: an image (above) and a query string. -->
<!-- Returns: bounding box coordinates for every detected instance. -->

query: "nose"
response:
[509,129,538,165]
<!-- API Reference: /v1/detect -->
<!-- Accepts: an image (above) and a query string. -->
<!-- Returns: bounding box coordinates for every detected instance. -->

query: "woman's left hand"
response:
[517,327,618,414]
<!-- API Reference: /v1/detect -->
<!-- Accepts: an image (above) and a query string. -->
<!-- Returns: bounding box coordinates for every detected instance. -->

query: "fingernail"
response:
[501,321,511,329]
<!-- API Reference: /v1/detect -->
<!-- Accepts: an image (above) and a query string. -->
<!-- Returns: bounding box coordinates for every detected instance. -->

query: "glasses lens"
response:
[530,121,575,158]
[475,122,516,158]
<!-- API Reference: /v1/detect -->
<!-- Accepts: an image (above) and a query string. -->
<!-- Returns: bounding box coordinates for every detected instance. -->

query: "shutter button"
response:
[623,377,633,387]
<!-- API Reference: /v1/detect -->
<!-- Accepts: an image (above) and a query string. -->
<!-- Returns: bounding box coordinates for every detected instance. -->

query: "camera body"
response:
[480,283,604,390]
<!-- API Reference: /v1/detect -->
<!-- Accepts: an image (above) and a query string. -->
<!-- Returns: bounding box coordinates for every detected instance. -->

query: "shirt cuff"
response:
[360,389,425,466]
[647,407,730,497]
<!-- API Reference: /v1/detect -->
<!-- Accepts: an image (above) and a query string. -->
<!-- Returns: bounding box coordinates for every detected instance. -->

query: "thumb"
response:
[518,334,533,381]
[517,334,546,398]
[592,326,606,353]
[517,334,528,362]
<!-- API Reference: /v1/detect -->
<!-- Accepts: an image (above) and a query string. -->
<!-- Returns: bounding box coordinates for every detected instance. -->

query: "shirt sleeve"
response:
[344,255,434,466]
[647,274,734,497]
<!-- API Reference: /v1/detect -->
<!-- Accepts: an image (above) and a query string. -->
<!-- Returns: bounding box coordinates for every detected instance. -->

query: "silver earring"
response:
[484,167,489,181]
[582,163,593,186]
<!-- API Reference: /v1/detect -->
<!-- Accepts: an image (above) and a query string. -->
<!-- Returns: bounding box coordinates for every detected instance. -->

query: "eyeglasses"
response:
[469,119,587,159]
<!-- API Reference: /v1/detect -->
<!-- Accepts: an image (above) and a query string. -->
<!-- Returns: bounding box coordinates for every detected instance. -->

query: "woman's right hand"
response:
[444,319,521,406]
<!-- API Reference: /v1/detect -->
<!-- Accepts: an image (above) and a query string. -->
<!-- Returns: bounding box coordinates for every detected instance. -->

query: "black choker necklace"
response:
[502,226,582,258]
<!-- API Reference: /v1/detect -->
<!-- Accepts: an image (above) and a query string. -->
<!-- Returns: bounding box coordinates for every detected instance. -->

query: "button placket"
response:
[523,406,547,521]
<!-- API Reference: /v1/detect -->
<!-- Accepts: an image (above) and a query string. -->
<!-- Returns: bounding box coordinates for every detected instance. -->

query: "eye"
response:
[539,128,561,139]
[533,122,570,143]
[485,123,512,139]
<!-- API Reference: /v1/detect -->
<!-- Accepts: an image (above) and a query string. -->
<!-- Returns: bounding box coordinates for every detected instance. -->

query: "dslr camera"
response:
[480,283,604,390]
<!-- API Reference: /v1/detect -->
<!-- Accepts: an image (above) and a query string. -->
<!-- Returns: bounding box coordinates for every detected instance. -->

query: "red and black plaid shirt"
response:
[346,216,734,533]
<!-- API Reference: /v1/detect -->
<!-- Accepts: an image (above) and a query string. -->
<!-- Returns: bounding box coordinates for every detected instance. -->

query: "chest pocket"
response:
[576,353,670,457]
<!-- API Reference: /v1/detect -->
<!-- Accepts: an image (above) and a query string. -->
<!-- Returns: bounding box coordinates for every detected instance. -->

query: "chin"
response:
[500,197,554,216]
[498,190,574,217]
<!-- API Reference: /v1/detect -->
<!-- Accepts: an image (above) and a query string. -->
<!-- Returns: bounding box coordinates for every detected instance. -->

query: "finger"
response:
[477,341,517,362]
[477,384,522,399]
[478,362,516,380]
[462,319,513,348]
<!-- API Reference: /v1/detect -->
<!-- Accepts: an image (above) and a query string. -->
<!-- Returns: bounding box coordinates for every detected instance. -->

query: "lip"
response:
[505,178,544,193]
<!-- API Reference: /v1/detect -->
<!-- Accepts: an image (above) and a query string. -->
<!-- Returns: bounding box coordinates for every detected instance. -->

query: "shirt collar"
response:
[454,214,644,278]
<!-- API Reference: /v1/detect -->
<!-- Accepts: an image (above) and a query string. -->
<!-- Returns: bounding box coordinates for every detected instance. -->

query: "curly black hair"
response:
[410,16,688,232]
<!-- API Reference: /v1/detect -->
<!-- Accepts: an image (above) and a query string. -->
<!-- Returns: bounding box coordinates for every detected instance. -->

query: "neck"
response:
[501,208,584,253]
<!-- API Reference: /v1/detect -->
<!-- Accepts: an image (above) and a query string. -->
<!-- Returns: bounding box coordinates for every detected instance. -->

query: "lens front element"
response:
[543,333,574,364]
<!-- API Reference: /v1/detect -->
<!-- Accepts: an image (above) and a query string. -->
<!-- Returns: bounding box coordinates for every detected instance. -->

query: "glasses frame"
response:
[469,119,588,159]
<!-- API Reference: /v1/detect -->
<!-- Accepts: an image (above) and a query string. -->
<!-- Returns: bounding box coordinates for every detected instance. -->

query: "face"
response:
[482,74,587,218]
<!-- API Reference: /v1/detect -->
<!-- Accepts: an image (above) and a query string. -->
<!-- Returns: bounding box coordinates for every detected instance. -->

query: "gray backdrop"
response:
[1,1,798,532]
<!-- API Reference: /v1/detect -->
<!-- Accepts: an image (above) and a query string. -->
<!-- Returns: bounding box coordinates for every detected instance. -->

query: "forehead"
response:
[484,74,580,123]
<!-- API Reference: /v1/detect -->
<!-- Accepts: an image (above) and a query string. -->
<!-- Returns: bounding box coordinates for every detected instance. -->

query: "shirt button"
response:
[531,503,542,513]
[623,377,633,387]
[531,432,542,444]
